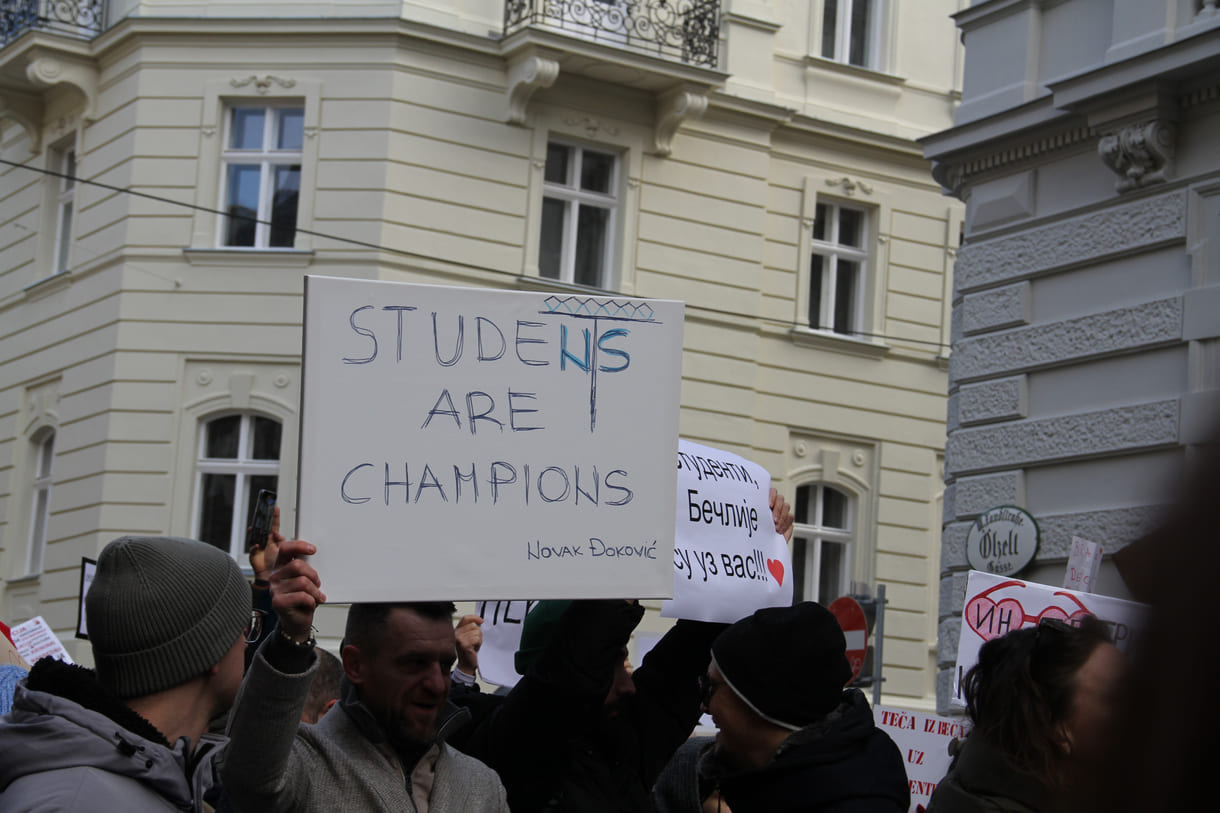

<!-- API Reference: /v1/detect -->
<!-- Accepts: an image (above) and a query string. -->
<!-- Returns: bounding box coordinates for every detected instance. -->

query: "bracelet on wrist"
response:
[276,625,316,649]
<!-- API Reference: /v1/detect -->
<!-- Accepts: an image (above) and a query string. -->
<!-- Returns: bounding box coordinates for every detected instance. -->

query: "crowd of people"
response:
[1,434,1216,813]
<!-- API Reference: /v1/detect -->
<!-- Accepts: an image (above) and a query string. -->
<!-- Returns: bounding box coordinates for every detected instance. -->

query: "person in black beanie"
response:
[0,535,252,812]
[653,601,910,813]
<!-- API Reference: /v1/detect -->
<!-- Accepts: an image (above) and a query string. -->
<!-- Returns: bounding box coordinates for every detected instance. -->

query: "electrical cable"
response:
[0,155,951,351]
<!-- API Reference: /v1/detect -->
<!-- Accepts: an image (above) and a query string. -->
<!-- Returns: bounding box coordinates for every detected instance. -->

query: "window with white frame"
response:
[220,105,303,248]
[53,147,75,274]
[540,141,619,288]
[820,0,879,68]
[791,483,853,603]
[27,429,55,575]
[809,201,868,336]
[193,413,281,559]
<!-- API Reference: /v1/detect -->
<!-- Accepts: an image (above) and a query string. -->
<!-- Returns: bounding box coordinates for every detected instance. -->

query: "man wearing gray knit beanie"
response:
[0,535,252,812]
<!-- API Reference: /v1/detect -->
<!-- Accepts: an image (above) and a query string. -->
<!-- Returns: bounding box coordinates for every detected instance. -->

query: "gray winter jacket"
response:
[222,639,509,813]
[0,660,224,812]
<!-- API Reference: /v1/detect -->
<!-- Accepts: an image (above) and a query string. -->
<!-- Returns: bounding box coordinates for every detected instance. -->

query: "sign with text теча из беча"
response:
[297,276,685,602]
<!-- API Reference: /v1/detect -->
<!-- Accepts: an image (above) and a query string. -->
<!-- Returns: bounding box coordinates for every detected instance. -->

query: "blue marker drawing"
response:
[539,295,662,433]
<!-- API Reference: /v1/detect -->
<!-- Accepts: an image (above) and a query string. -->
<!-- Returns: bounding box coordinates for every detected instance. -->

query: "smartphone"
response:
[245,489,277,551]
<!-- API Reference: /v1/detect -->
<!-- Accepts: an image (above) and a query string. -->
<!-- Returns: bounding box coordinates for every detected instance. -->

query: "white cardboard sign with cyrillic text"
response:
[298,277,685,602]
[953,571,1147,706]
[661,440,792,623]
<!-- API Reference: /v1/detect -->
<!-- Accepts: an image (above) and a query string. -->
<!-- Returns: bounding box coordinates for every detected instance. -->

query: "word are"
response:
[686,489,760,537]
[527,538,658,560]
[341,461,632,507]
[673,547,773,583]
[676,451,759,487]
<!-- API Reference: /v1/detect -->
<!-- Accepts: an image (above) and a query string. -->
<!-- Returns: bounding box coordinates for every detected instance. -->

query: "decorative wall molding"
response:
[953,297,1182,383]
[961,281,1030,336]
[25,56,98,121]
[563,116,619,137]
[825,176,873,196]
[954,191,1185,291]
[653,88,708,156]
[1098,119,1176,193]
[945,399,1180,474]
[505,54,559,125]
[0,95,42,153]
[229,75,297,94]
[958,376,1028,426]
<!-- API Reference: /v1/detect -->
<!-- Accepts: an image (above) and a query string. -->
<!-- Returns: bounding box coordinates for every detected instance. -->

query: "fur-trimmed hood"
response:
[0,658,225,811]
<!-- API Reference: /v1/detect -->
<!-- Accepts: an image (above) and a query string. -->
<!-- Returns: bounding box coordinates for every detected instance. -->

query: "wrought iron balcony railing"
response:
[505,0,720,68]
[2,0,105,47]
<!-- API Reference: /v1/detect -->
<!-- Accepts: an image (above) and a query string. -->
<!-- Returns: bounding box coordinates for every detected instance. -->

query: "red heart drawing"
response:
[965,595,1027,641]
[766,559,785,586]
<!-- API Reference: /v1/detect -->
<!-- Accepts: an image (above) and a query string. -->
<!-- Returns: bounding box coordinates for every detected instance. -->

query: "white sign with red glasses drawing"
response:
[952,570,1147,706]
[661,440,793,624]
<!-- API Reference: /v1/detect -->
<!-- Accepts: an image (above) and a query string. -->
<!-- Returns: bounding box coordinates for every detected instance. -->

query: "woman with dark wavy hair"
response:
[927,615,1123,813]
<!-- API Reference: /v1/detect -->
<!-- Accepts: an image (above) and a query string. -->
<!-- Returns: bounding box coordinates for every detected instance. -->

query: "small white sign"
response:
[661,440,792,623]
[76,557,96,639]
[1063,536,1103,593]
[953,571,1146,706]
[965,505,1038,576]
[298,277,685,602]
[473,599,538,687]
[11,616,73,666]
[874,706,965,812]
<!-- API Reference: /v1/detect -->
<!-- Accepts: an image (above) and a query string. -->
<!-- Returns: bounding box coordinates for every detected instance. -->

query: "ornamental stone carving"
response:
[1098,120,1176,193]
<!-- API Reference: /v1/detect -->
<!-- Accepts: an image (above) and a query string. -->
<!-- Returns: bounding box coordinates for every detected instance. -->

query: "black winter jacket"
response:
[654,689,909,813]
[455,600,724,813]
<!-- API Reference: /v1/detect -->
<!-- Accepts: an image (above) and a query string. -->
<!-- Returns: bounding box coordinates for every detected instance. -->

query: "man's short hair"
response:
[304,648,343,723]
[344,602,457,656]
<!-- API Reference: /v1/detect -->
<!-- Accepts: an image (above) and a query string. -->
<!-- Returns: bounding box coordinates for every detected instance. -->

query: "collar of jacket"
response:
[25,657,172,748]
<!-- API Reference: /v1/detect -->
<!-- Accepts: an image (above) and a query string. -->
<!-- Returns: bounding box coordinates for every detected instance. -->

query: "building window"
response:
[821,0,877,68]
[220,106,303,248]
[809,201,868,336]
[791,483,853,603]
[540,141,618,288]
[27,430,55,575]
[193,413,281,559]
[53,147,76,274]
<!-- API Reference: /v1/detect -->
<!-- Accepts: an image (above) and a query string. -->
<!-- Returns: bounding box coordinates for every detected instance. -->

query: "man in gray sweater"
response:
[222,537,508,813]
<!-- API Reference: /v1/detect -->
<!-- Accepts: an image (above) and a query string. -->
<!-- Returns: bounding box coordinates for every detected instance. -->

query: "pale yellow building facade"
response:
[0,0,962,707]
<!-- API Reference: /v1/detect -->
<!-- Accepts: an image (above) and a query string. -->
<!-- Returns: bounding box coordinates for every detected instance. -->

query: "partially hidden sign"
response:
[874,706,963,812]
[953,570,1147,706]
[965,505,1038,576]
[298,277,685,602]
[661,440,792,623]
[473,599,537,688]
[829,595,868,682]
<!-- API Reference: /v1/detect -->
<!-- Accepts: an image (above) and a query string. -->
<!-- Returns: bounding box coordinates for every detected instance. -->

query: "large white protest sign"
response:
[473,599,538,687]
[953,570,1146,706]
[299,277,684,602]
[661,440,792,623]
[874,706,965,812]
[11,616,73,666]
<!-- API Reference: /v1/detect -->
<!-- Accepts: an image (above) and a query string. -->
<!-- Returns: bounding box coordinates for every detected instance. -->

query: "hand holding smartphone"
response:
[246,489,277,552]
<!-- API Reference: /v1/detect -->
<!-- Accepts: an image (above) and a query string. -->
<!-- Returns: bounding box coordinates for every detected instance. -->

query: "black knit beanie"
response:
[86,536,250,698]
[514,600,571,676]
[711,601,852,730]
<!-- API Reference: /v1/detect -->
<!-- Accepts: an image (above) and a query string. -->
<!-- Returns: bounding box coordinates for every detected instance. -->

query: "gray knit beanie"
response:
[86,535,250,698]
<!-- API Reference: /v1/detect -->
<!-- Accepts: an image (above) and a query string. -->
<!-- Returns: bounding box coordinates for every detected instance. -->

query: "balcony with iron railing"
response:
[504,0,720,69]
[1,0,105,47]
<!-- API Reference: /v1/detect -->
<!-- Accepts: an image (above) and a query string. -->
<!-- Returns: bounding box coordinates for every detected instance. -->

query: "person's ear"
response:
[320,697,338,718]
[341,644,364,685]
